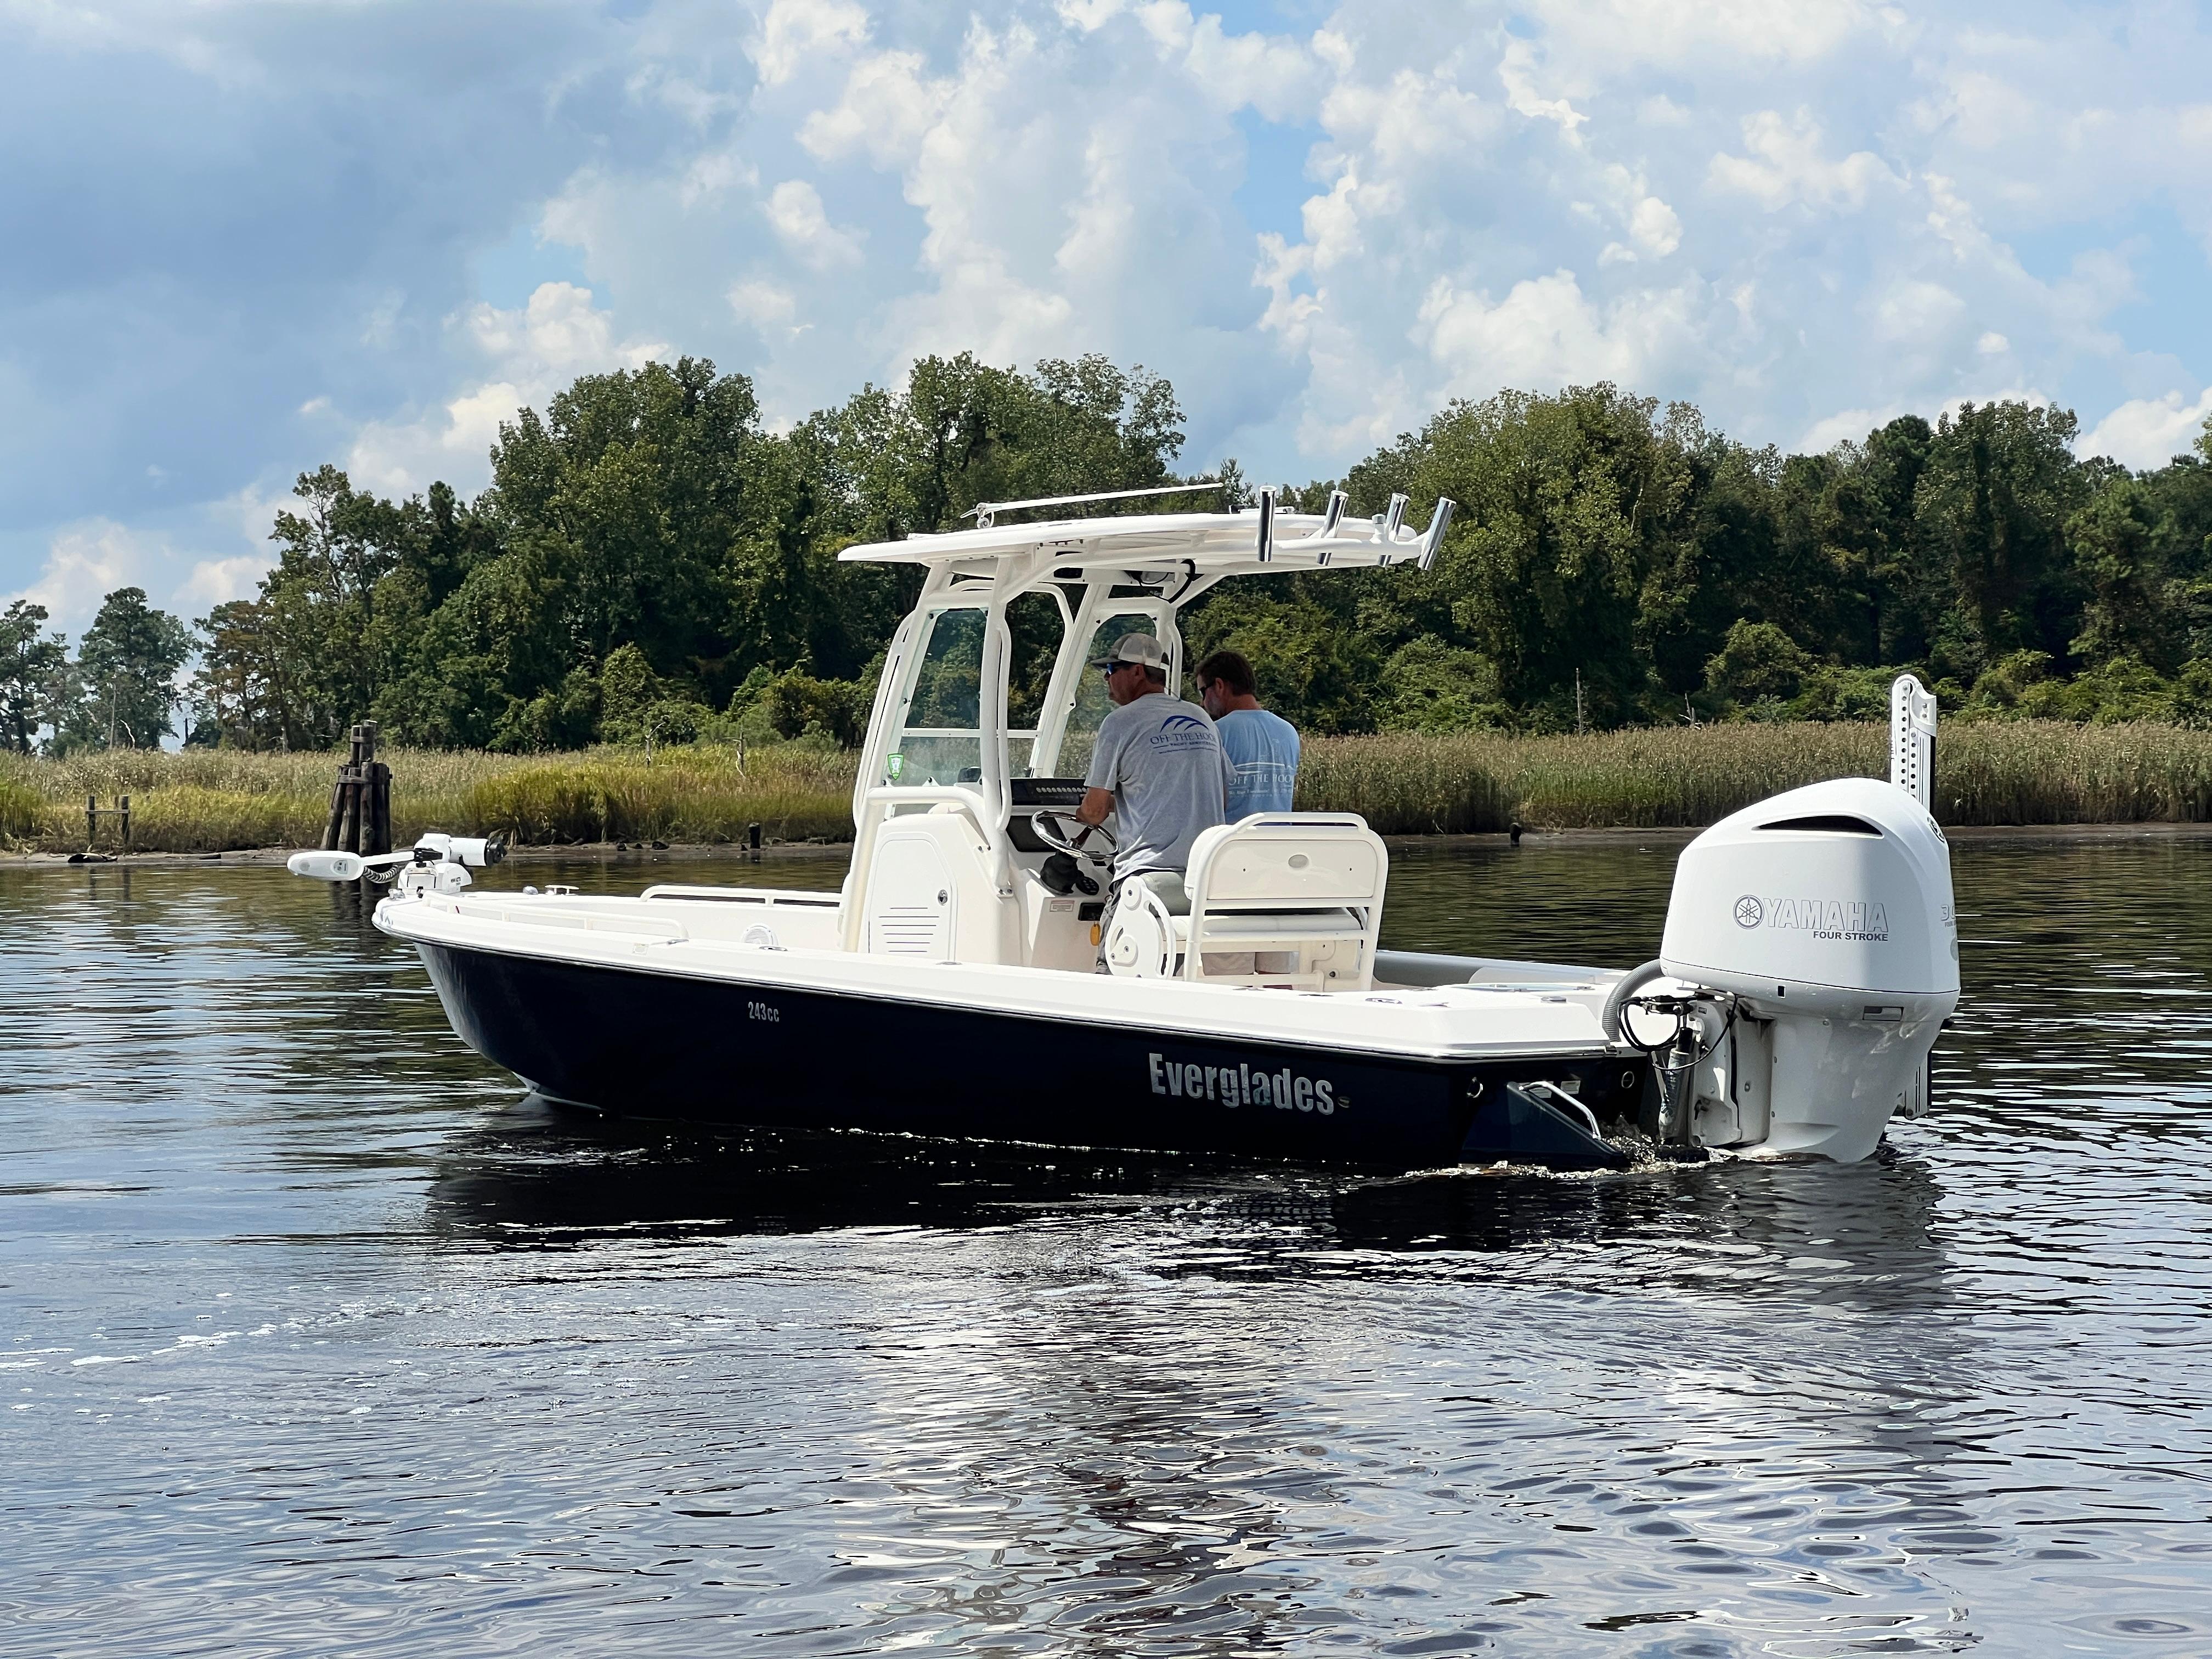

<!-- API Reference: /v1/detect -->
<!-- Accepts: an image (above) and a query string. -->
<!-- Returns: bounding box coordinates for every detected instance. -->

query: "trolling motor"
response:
[287,832,507,896]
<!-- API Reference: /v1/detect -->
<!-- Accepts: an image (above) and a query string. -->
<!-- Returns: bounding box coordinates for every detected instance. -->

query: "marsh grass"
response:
[1293,735,1517,834]
[0,743,855,853]
[1299,721,2212,830]
[6,722,2212,853]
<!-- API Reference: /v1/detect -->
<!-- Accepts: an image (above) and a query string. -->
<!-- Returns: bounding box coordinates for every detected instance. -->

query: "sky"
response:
[4,0,2212,637]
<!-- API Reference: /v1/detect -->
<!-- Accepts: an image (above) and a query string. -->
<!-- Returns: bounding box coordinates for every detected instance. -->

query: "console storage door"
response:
[865,832,957,960]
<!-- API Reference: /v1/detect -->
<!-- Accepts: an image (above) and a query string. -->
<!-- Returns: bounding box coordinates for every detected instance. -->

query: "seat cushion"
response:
[1128,868,1191,916]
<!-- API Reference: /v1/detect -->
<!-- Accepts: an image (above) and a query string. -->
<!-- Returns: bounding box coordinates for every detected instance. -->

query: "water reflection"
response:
[5,837,2211,1656]
[425,1102,1951,1313]
[424,1099,1260,1245]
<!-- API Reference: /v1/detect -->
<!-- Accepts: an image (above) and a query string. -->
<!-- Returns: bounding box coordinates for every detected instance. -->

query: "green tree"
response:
[189,598,287,749]
[1703,619,1814,714]
[58,588,193,751]
[2073,452,2212,670]
[169,354,2212,748]
[0,600,66,753]
[1912,401,2091,678]
[1341,384,1711,727]
[1819,416,1935,664]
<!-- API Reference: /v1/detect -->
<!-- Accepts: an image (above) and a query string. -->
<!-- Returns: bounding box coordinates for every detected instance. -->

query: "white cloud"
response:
[678,149,758,208]
[7,520,159,635]
[751,0,871,88]
[798,48,942,165]
[1419,270,1697,395]
[11,0,2212,607]
[345,282,668,498]
[2081,388,2212,471]
[4,511,284,638]
[177,555,266,613]
[728,278,799,330]
[1799,405,1908,453]
[1871,279,1966,347]
[765,179,865,269]
[1630,195,1682,256]
[1498,40,1587,133]
[1528,0,1876,69]
[1709,110,1897,211]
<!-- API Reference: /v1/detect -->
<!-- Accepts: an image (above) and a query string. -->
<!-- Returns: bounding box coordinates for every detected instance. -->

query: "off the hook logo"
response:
[1734,893,1889,942]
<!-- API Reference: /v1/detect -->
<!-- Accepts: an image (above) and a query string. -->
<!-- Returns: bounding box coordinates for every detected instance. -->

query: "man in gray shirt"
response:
[1074,633,1233,884]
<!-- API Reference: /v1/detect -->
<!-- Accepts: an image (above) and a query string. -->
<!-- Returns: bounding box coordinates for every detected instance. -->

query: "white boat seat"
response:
[1101,814,1387,990]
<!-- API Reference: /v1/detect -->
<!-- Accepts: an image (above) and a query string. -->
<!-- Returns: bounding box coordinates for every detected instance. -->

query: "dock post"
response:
[86,794,96,851]
[321,772,346,850]
[336,761,360,855]
[322,720,393,878]
[120,795,130,851]
[355,721,390,856]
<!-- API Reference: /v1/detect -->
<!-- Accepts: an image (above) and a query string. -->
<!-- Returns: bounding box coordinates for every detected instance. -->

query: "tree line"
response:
[4,352,2210,757]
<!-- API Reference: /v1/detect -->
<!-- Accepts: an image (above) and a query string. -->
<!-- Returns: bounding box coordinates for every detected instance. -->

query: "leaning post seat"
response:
[1100,813,1390,990]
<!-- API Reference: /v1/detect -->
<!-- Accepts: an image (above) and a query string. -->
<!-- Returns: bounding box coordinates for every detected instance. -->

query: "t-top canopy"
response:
[836,487,1457,576]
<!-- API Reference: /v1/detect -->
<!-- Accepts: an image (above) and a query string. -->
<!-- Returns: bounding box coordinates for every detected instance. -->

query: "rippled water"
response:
[4,834,2210,1656]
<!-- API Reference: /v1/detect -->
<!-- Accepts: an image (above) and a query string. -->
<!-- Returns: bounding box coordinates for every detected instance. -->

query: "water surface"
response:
[4,835,2208,1656]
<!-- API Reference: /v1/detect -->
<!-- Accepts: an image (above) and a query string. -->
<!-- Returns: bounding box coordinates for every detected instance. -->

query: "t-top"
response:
[1218,707,1300,819]
[1084,692,1235,877]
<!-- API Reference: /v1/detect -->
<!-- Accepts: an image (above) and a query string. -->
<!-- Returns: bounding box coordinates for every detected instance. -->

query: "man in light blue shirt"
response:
[1197,649,1299,819]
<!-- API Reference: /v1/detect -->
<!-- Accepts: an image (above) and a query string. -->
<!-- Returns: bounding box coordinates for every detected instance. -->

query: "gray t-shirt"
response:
[1084,692,1235,877]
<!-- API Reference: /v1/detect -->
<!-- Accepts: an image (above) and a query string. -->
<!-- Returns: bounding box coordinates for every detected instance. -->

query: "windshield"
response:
[882,607,985,787]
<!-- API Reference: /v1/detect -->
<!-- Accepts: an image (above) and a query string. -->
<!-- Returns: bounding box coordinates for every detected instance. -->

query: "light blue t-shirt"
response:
[1218,708,1300,819]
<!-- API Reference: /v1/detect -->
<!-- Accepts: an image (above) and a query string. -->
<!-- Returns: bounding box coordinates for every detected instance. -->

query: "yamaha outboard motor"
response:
[1614,678,1959,1160]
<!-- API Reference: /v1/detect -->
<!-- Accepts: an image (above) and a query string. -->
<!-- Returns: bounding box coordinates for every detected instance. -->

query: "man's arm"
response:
[1079,708,1125,827]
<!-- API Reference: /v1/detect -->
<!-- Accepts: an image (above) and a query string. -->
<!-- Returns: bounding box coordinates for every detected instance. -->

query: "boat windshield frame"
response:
[839,495,1454,844]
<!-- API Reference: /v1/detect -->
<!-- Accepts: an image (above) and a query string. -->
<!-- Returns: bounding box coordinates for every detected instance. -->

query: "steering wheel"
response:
[1031,809,1115,861]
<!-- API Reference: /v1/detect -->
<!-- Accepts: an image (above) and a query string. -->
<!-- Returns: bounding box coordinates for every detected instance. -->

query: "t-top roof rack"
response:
[965,479,1224,528]
[840,491,1458,574]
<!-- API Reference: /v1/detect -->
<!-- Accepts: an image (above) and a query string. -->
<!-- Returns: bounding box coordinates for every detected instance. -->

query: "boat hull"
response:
[415,939,1639,1169]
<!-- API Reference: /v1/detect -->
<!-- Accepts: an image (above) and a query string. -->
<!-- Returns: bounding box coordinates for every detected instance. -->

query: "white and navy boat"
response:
[291,487,1960,1170]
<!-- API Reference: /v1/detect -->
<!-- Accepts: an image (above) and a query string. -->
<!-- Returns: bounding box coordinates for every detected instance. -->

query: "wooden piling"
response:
[321,775,347,851]
[322,720,391,865]
[336,764,359,855]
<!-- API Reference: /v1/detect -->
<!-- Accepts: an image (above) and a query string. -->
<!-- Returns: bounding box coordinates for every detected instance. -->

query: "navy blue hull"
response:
[416,941,1638,1169]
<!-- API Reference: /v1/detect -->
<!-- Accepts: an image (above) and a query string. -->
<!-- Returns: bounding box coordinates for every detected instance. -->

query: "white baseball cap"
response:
[1089,633,1169,670]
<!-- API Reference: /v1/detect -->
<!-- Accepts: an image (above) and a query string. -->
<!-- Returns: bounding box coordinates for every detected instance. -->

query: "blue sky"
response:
[5,0,2211,635]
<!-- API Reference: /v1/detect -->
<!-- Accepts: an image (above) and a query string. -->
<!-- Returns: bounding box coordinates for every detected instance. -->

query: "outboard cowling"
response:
[1656,774,1958,1160]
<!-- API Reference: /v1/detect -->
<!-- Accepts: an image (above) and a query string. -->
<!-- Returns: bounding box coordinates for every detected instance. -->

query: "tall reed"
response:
[1299,721,2212,830]
[6,723,2212,853]
[0,743,856,853]
[1293,734,1516,833]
